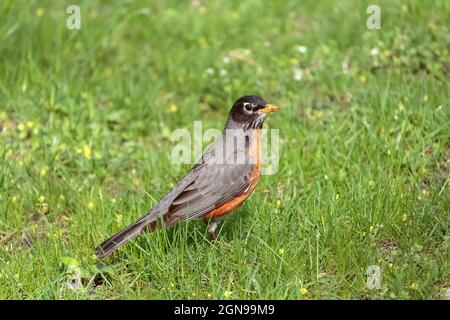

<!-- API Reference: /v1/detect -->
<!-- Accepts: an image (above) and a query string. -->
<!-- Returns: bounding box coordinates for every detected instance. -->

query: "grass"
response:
[0,0,449,299]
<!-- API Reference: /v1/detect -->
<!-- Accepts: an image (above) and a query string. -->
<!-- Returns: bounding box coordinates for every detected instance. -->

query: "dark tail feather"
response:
[96,218,151,259]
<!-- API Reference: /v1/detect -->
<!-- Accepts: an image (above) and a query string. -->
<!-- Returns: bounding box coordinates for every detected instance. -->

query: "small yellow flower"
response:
[207,293,212,298]
[335,193,340,201]
[38,195,46,203]
[169,104,178,113]
[91,254,97,260]
[12,196,18,204]
[36,8,45,17]
[26,121,34,129]
[224,290,233,298]
[192,292,197,297]
[87,201,95,210]
[75,147,83,155]
[324,175,329,181]
[387,149,391,156]
[402,214,408,222]
[111,197,117,204]
[290,58,299,66]
[31,223,38,232]
[276,199,281,207]
[40,166,49,177]
[358,75,367,83]
[409,283,418,290]
[115,214,122,224]
[300,287,308,295]
[278,248,285,255]
[60,195,65,201]
[83,144,92,160]
[18,123,26,131]
[14,273,19,280]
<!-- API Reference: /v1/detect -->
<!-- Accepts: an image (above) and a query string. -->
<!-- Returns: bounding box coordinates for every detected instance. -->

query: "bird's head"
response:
[227,95,279,129]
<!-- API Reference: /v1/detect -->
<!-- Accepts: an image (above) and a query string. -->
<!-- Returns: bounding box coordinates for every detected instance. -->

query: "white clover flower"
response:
[222,56,230,64]
[370,48,379,56]
[297,45,307,54]
[206,68,214,75]
[293,67,303,81]
[219,69,228,76]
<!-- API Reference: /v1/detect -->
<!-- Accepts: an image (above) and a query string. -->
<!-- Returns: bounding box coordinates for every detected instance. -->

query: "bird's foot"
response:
[207,220,218,241]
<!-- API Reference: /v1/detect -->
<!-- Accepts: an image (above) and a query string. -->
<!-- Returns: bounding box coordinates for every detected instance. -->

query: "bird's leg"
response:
[207,219,218,241]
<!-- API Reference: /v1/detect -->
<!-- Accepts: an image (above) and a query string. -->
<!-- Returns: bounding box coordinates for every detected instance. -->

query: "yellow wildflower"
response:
[83,144,92,160]
[224,290,233,298]
[40,166,49,177]
[409,283,418,290]
[18,123,26,131]
[36,8,45,17]
[169,104,178,113]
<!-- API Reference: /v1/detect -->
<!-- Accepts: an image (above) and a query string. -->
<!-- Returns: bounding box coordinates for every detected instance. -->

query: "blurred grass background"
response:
[0,0,449,299]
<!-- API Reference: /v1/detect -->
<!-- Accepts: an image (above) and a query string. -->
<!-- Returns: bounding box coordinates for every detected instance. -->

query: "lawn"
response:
[0,0,449,299]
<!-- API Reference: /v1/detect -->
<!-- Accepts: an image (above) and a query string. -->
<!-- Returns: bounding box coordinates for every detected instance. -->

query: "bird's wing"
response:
[165,162,254,223]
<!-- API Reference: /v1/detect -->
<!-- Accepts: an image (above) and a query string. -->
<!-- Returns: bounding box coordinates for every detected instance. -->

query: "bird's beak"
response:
[259,104,279,113]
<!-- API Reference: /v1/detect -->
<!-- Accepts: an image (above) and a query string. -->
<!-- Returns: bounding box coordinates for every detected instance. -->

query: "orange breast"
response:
[203,129,261,220]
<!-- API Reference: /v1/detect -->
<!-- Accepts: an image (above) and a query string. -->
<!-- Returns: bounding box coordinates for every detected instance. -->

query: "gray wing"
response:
[165,162,254,222]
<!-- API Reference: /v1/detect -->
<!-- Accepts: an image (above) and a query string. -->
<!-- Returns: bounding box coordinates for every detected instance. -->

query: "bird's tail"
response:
[96,217,153,259]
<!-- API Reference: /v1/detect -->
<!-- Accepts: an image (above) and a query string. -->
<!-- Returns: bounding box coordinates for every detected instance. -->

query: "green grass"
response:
[0,0,449,299]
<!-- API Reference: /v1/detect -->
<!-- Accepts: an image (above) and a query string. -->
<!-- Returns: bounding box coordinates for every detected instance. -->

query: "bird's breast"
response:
[203,129,261,220]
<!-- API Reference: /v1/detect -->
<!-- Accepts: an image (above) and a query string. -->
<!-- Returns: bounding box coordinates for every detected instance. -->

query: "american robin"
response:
[96,95,279,259]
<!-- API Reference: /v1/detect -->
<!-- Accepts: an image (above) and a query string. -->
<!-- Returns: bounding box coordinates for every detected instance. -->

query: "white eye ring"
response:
[243,102,253,112]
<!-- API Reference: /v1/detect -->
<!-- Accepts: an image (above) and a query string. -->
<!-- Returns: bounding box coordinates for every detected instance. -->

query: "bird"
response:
[96,95,279,259]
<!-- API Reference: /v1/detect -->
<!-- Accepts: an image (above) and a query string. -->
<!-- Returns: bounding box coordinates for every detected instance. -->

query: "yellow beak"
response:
[260,104,279,113]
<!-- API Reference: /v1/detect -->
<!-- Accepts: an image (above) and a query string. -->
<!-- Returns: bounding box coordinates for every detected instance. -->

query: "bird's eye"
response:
[243,102,252,113]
